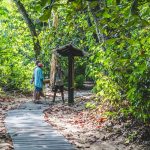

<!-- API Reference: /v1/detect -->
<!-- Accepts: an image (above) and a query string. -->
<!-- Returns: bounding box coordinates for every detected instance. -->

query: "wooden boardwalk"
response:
[5,102,76,150]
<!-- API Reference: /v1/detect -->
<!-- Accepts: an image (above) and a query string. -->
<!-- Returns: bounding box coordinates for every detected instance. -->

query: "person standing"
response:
[34,62,44,102]
[31,60,40,84]
[52,65,64,103]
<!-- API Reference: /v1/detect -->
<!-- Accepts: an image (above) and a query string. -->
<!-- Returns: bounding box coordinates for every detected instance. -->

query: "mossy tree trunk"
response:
[49,53,58,87]
[13,0,41,59]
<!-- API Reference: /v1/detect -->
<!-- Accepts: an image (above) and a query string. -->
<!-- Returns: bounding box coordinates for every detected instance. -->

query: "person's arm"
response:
[31,73,34,83]
[31,68,35,84]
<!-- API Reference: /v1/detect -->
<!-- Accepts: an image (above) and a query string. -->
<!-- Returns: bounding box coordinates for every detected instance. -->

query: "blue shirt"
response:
[34,67,44,88]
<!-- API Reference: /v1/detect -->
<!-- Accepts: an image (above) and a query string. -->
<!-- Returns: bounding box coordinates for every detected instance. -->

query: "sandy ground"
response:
[0,91,150,150]
[44,93,150,150]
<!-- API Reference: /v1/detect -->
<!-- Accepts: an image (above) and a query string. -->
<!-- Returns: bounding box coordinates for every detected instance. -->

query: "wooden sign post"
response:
[53,44,85,105]
[68,56,74,104]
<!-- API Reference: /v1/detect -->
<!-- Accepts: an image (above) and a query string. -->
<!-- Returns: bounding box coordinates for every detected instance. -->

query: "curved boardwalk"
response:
[5,101,76,150]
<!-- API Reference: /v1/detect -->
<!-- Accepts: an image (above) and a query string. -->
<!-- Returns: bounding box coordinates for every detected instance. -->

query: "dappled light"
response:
[5,101,75,150]
[0,0,150,149]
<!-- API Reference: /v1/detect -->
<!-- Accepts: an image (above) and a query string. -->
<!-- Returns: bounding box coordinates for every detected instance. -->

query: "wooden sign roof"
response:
[53,44,86,57]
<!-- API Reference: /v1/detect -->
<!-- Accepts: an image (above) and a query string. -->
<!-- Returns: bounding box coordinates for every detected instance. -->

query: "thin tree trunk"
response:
[86,14,99,43]
[87,1,105,43]
[49,8,59,87]
[49,53,58,87]
[13,0,41,59]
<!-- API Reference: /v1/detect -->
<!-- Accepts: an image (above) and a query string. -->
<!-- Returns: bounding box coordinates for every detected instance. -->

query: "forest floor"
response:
[0,90,150,150]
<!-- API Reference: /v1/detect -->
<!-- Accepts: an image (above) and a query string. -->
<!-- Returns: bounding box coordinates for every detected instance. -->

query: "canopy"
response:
[53,44,85,57]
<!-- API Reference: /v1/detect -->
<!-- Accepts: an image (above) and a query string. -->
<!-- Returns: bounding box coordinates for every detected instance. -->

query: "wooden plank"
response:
[5,101,76,150]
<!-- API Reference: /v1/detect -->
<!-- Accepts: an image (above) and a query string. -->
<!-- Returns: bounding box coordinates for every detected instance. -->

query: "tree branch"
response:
[13,0,41,59]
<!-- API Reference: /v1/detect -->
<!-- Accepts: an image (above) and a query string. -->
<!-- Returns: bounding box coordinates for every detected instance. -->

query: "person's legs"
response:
[36,91,40,100]
[39,90,44,98]
[61,92,64,103]
[53,92,56,102]
[52,86,58,102]
[33,89,36,100]
[33,88,39,101]
[60,86,64,103]
[34,87,42,102]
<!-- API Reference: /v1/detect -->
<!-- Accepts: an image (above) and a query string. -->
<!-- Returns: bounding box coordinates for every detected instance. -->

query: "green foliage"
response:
[125,131,138,144]
[74,74,85,89]
[87,1,150,121]
[85,102,96,109]
[1,0,150,122]
[93,72,121,103]
[0,1,34,92]
[43,0,149,121]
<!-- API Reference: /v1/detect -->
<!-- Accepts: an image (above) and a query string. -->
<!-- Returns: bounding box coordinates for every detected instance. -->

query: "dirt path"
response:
[0,91,150,150]
[44,103,126,150]
[44,92,149,150]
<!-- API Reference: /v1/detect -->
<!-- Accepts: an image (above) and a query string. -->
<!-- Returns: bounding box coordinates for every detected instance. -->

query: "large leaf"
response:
[40,0,49,7]
[39,8,52,21]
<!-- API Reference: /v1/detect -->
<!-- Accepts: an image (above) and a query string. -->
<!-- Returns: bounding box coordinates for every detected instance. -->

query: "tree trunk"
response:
[87,1,105,43]
[13,0,41,59]
[49,53,58,87]
[86,14,99,43]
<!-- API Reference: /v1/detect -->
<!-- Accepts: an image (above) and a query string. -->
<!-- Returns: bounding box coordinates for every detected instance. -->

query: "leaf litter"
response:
[43,93,149,150]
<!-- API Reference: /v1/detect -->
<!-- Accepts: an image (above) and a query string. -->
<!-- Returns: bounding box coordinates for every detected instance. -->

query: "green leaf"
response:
[90,1,98,8]
[40,0,49,7]
[103,11,111,18]
[39,9,52,21]
[141,19,149,27]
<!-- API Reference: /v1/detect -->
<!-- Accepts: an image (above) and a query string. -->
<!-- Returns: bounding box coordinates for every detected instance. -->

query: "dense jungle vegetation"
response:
[0,0,150,122]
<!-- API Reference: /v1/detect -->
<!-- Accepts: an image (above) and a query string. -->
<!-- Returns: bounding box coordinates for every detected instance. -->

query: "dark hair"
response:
[35,60,40,65]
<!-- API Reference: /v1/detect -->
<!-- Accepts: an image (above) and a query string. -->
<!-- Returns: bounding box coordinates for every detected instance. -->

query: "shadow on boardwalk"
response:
[4,100,76,150]
[1,89,150,150]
